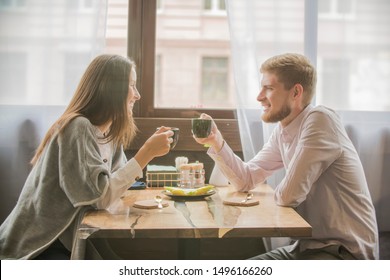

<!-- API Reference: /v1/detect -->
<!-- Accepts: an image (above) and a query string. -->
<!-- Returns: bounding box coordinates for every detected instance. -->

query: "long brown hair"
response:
[31,54,137,165]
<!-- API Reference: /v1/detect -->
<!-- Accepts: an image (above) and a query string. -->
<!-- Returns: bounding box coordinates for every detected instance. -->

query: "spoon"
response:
[241,192,253,204]
[155,195,163,209]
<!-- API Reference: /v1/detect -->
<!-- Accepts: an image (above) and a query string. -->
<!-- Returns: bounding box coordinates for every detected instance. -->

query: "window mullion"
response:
[127,0,156,117]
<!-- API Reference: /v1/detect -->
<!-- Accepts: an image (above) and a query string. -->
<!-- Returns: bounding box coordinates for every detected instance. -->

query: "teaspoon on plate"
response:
[241,192,253,204]
[155,195,163,209]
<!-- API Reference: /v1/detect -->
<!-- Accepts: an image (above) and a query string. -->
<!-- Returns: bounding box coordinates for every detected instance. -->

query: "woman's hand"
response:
[193,113,224,152]
[147,126,174,157]
[134,126,174,169]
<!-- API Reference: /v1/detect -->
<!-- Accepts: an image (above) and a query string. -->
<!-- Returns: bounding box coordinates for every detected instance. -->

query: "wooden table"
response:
[72,184,311,259]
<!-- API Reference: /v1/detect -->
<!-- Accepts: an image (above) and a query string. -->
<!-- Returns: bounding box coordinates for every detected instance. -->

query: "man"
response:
[194,53,378,260]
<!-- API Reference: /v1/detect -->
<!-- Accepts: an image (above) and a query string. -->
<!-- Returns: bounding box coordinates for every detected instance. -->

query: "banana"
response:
[164,185,214,196]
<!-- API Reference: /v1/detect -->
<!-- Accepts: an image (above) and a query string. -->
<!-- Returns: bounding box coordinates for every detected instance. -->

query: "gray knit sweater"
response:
[0,117,142,259]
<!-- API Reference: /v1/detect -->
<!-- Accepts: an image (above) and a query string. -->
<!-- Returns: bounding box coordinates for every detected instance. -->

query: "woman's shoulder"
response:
[61,116,96,140]
[68,116,94,129]
[69,115,92,127]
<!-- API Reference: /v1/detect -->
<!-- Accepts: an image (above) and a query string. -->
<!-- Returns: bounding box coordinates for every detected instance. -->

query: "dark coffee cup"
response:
[169,127,180,149]
[157,127,180,149]
[191,119,212,138]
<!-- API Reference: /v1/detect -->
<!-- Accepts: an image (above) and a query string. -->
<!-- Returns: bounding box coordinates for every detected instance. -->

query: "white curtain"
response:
[226,0,390,250]
[0,0,108,106]
[0,0,108,223]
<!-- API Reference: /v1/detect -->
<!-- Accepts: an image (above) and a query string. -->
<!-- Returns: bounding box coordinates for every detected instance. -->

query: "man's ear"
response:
[293,84,303,98]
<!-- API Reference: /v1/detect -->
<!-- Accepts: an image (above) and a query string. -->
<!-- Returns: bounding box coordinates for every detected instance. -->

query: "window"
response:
[66,0,95,11]
[0,0,26,9]
[126,0,239,151]
[128,0,236,119]
[154,54,162,105]
[316,0,390,111]
[317,59,350,109]
[0,1,108,105]
[0,53,26,103]
[105,0,129,56]
[203,0,226,13]
[319,0,354,19]
[201,57,230,108]
[64,52,91,102]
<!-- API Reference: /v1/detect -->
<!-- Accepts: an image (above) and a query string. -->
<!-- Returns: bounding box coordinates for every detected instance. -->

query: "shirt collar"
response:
[280,104,313,143]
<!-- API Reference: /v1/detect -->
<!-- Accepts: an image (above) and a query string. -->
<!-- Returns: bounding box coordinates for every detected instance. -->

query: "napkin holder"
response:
[146,165,179,187]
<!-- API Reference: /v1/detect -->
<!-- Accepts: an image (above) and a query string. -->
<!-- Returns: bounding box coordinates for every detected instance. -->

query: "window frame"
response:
[127,0,236,119]
[126,0,240,152]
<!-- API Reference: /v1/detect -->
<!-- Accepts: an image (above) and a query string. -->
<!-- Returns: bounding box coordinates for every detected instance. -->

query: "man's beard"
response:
[261,103,291,123]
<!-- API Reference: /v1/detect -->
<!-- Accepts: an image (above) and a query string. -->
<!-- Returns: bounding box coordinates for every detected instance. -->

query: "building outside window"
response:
[152,0,234,111]
[319,0,354,19]
[203,0,226,13]
[201,57,229,108]
[1,0,389,112]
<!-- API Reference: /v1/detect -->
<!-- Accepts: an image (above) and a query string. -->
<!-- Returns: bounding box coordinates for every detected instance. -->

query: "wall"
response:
[339,111,390,231]
[0,105,65,223]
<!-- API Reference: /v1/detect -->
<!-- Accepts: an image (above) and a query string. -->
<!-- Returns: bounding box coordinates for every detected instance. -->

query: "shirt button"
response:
[103,159,108,163]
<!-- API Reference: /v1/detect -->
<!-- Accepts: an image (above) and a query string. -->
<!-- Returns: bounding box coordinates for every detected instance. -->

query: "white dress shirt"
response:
[208,105,379,259]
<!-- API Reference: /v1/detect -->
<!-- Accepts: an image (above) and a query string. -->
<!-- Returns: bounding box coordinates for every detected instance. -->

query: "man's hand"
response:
[193,113,224,152]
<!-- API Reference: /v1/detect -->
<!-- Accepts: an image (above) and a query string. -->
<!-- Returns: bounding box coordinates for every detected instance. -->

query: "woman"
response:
[0,54,173,259]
